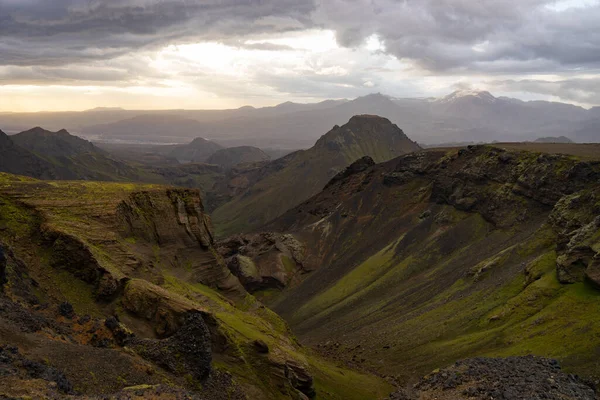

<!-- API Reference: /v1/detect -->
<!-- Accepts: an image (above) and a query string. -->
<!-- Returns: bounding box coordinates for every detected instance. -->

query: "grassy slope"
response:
[292,225,600,381]
[269,147,600,383]
[0,172,391,399]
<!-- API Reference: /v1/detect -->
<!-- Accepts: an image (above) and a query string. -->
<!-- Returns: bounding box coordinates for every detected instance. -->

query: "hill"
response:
[167,137,224,163]
[207,146,271,169]
[0,129,57,179]
[247,144,600,384]
[9,127,142,181]
[12,127,100,157]
[211,115,421,236]
[534,136,574,143]
[0,174,391,399]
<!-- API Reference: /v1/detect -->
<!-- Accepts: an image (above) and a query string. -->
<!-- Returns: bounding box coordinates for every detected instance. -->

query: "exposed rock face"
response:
[429,146,600,227]
[122,278,206,337]
[549,188,600,286]
[217,232,306,293]
[325,156,375,189]
[389,356,596,400]
[117,188,246,299]
[43,228,123,301]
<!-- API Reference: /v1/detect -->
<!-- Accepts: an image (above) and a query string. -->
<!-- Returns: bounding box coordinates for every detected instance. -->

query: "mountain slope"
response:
[10,127,142,181]
[0,129,57,179]
[211,115,421,237]
[0,173,392,399]
[12,127,99,156]
[207,146,271,169]
[264,145,600,383]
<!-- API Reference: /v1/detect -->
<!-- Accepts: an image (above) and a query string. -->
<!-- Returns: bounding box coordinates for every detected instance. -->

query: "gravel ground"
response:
[389,356,597,400]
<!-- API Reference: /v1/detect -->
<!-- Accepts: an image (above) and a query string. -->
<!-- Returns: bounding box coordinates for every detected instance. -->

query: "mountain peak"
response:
[13,126,97,157]
[316,115,420,156]
[348,114,393,125]
[439,90,497,104]
[353,93,393,103]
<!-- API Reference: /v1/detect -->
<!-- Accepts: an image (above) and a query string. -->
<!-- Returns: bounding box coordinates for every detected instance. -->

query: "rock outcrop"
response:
[217,232,306,294]
[324,156,376,189]
[549,187,600,287]
[117,188,246,299]
[129,311,212,381]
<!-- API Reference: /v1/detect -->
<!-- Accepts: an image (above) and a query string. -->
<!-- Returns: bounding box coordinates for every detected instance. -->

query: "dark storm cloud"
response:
[2,0,600,88]
[317,0,600,73]
[0,0,316,66]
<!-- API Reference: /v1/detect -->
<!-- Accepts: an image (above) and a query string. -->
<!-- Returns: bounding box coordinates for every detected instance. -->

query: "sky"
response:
[1,0,600,112]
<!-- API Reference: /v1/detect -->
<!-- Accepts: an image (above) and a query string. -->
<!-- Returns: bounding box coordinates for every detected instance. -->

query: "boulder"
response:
[217,233,306,293]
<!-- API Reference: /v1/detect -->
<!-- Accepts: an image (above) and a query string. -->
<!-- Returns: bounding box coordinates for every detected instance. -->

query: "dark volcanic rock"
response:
[58,302,75,319]
[0,344,73,394]
[0,244,6,288]
[389,356,596,400]
[131,311,212,381]
[325,156,376,189]
[253,339,270,354]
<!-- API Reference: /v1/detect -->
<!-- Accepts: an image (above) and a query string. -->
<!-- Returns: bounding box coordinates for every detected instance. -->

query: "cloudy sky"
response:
[1,0,599,111]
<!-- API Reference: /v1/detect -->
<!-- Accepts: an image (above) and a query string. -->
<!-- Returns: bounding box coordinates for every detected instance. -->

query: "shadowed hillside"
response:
[7,127,143,181]
[211,115,421,237]
[0,129,56,179]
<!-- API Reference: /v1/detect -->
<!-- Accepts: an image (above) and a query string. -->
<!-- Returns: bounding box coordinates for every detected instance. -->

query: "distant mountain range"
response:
[1,91,598,147]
